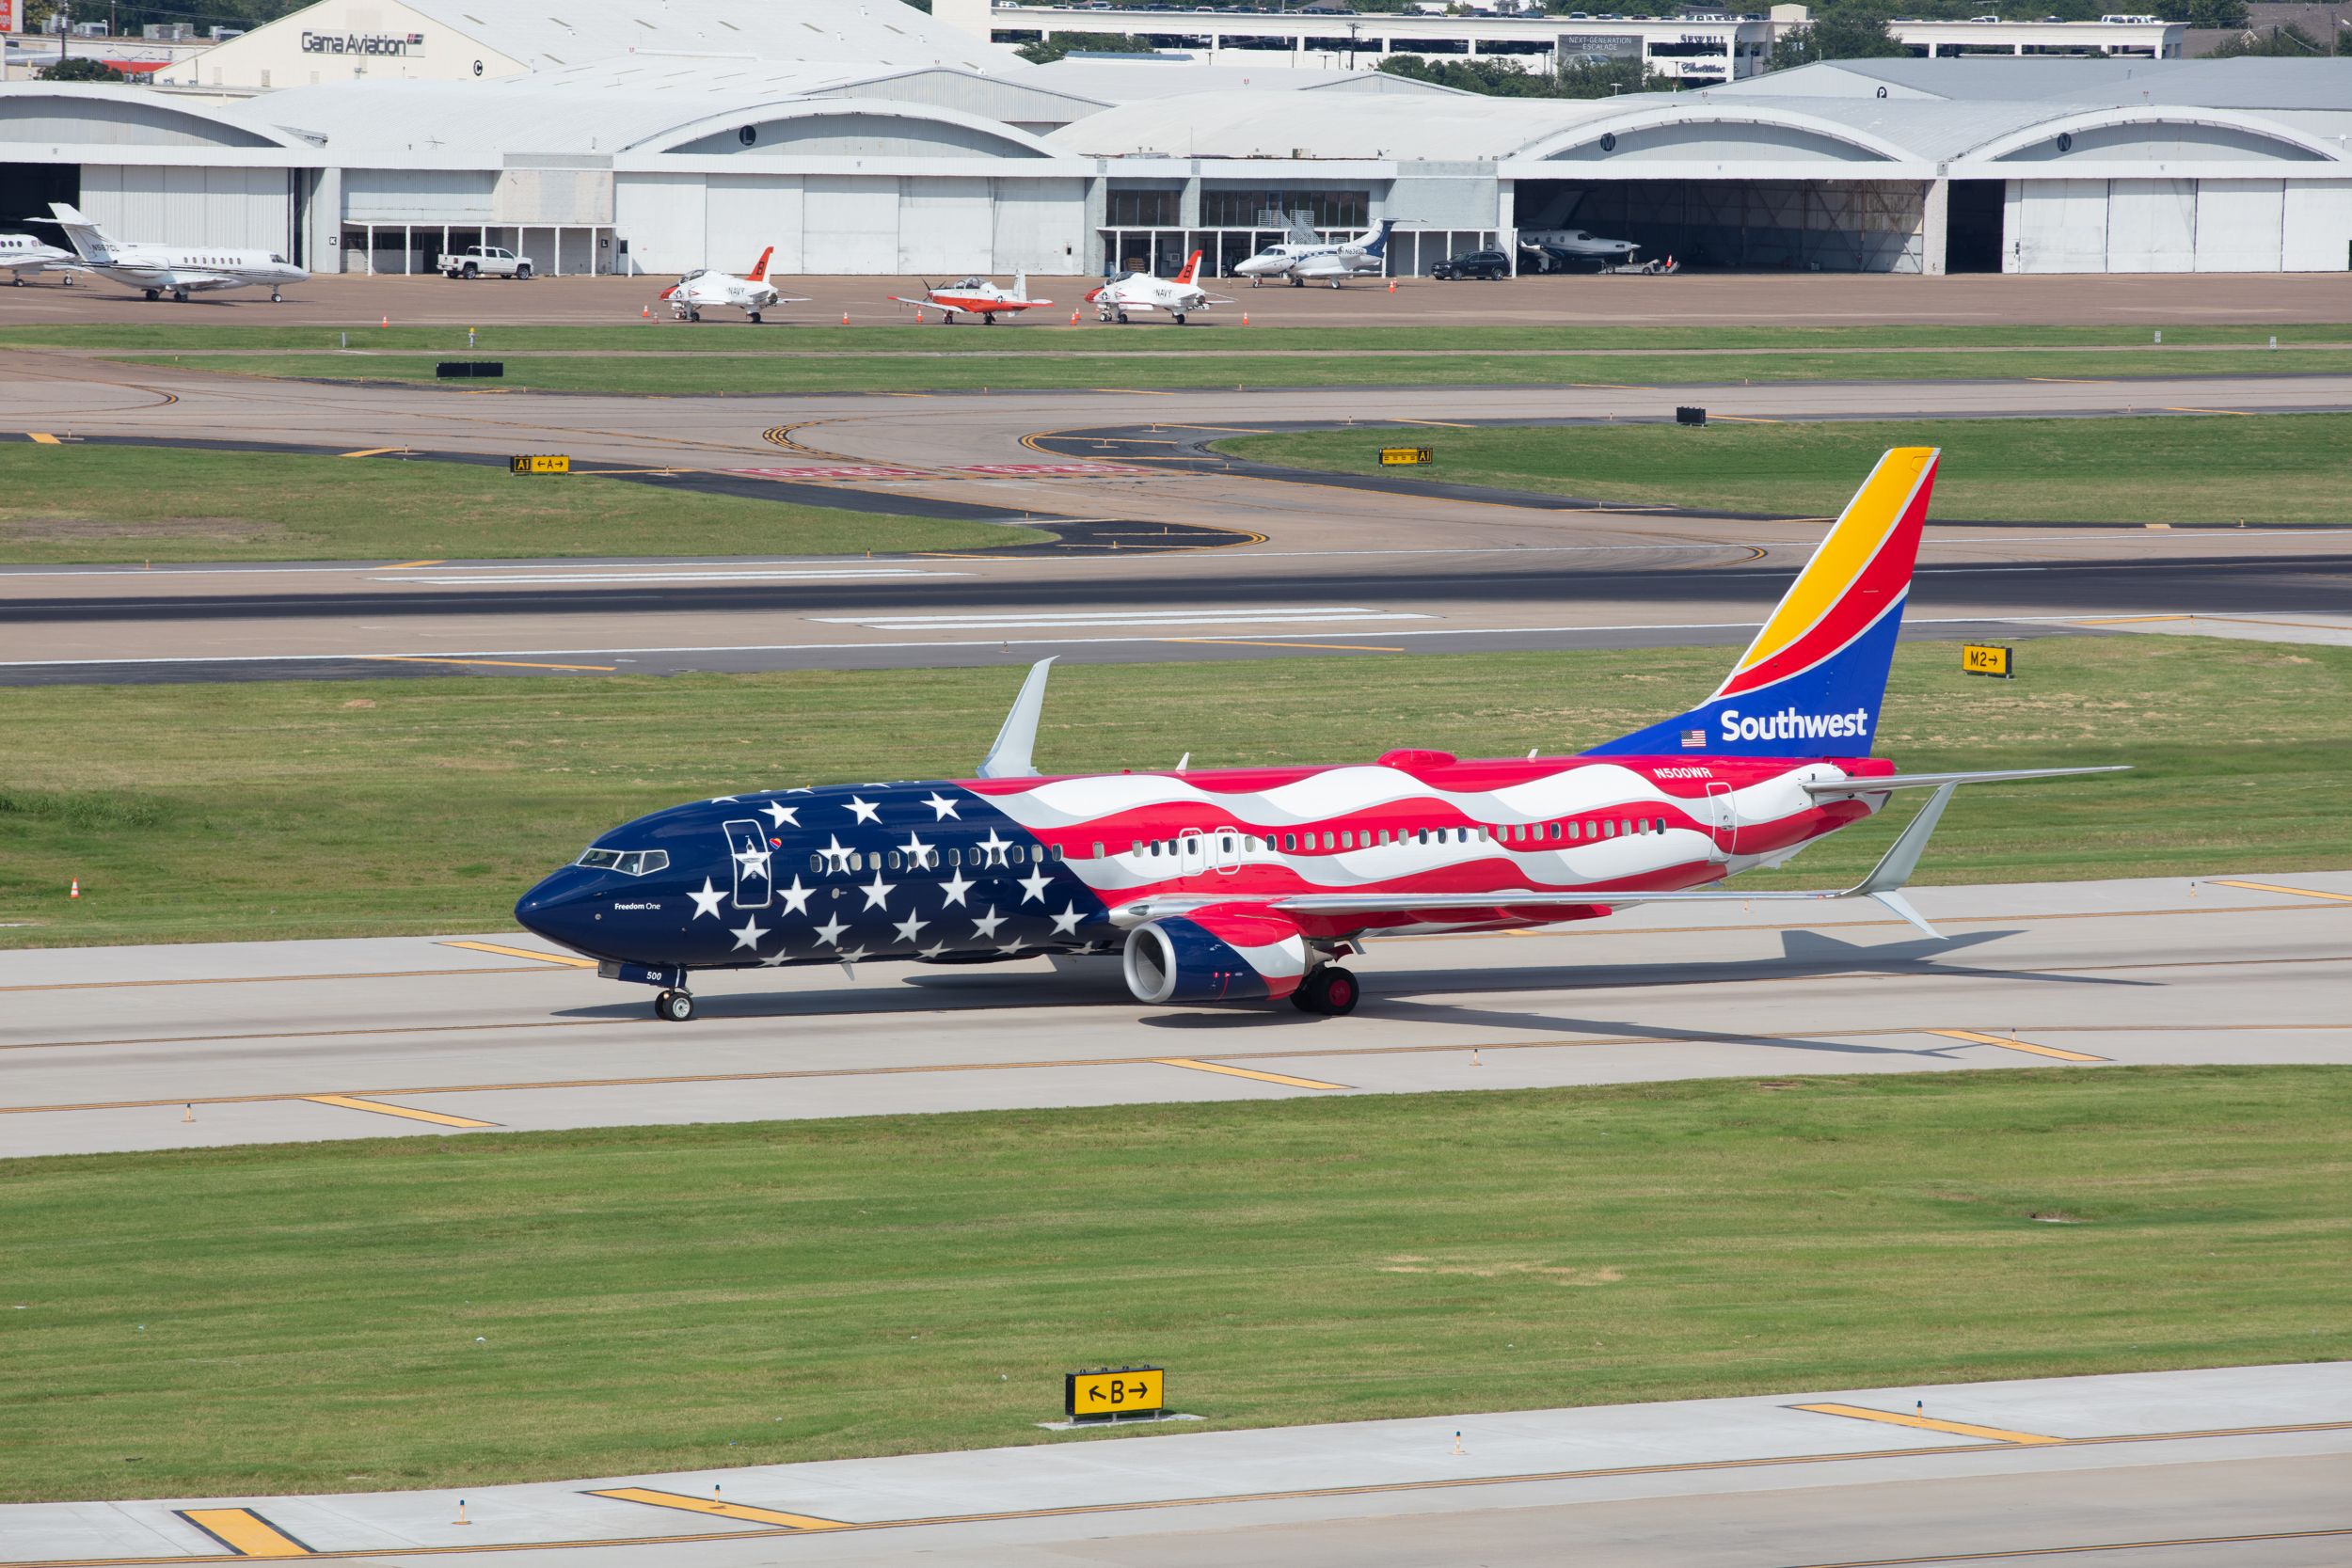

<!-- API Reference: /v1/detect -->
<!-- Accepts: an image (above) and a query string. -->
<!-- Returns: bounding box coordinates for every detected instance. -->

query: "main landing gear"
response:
[1292,965,1359,1017]
[654,988,696,1022]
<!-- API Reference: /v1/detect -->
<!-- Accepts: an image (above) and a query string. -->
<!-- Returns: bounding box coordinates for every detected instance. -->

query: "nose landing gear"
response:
[654,989,697,1022]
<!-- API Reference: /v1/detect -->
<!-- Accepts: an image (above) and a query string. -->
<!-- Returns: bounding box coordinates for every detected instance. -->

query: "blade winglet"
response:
[976,657,1056,780]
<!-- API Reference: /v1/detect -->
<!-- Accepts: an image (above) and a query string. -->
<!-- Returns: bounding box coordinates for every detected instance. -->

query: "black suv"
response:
[1431,249,1511,280]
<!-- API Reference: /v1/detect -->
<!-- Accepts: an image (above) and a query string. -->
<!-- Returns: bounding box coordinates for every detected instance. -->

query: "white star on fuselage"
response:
[734,845,771,881]
[861,871,896,911]
[845,796,882,824]
[761,800,799,830]
[688,878,725,920]
[922,791,961,820]
[819,835,854,873]
[729,917,769,951]
[900,832,934,869]
[778,877,814,915]
[812,913,849,946]
[1050,903,1085,935]
[938,868,974,907]
[976,830,1010,866]
[970,906,1007,939]
[893,910,930,943]
[1017,867,1052,905]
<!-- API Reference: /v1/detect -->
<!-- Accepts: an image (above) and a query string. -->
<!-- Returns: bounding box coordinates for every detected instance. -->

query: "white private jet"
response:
[660,246,808,324]
[1087,249,1230,325]
[1518,227,1640,272]
[47,203,306,302]
[0,231,74,285]
[1232,218,1397,289]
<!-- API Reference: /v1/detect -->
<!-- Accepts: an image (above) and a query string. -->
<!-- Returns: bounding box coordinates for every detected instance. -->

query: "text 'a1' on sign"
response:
[1066,1367,1165,1421]
[1378,446,1433,467]
[1961,642,2013,679]
[510,453,570,476]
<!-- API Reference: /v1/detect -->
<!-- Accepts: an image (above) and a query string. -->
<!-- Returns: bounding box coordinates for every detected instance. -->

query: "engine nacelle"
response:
[1121,905,1310,1006]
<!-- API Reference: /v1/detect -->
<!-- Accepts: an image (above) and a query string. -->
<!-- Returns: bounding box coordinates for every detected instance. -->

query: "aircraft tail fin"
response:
[48,202,117,265]
[746,245,773,283]
[1174,248,1202,286]
[1012,269,1028,301]
[1584,447,1940,758]
[1361,217,1397,257]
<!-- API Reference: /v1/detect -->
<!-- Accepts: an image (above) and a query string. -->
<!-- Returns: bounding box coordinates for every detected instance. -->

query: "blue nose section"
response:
[515,865,604,952]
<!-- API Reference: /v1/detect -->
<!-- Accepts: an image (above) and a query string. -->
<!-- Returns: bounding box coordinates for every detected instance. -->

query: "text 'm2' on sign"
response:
[1378,446,1433,467]
[1961,642,2013,680]
[1066,1367,1166,1420]
[510,454,571,476]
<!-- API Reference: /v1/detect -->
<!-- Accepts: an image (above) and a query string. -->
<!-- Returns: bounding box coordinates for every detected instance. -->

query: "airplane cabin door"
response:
[1704,784,1738,864]
[723,818,771,907]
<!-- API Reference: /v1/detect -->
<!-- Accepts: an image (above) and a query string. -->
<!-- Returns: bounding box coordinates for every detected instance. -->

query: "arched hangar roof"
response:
[0,82,310,151]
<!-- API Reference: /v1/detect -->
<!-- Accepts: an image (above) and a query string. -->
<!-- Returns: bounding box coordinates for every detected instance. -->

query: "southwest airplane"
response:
[516,449,2120,1022]
[47,202,306,303]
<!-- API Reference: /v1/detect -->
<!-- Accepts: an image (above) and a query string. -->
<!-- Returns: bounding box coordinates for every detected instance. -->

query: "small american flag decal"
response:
[1680,729,1707,750]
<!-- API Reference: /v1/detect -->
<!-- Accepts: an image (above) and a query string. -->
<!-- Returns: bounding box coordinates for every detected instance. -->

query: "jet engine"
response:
[1121,904,1309,1006]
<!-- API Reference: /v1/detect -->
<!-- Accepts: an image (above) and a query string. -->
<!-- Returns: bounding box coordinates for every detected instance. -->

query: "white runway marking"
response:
[809,607,1434,631]
[371,569,966,585]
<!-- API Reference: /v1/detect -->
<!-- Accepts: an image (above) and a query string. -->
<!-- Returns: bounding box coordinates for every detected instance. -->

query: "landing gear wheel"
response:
[748,309,762,324]
[1115,309,1130,324]
[1171,312,1185,325]
[143,288,160,300]
[688,308,701,322]
[270,289,282,302]
[654,989,696,1022]
[1292,965,1359,1017]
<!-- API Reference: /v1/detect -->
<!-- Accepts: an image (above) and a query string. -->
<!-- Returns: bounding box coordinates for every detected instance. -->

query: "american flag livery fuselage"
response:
[517,448,2122,1022]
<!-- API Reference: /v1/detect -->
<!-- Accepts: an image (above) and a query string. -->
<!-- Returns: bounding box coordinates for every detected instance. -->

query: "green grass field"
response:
[105,346,2352,394]
[2,640,2344,948]
[6,322,2343,355]
[1223,413,2352,526]
[4,1067,2346,1502]
[0,446,1040,564]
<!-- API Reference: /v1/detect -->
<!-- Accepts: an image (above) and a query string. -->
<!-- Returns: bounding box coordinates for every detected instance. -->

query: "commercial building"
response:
[3,2,2349,283]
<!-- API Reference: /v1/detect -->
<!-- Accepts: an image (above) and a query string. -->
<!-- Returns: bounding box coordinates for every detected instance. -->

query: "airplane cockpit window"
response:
[948,276,982,289]
[269,254,286,263]
[573,847,669,875]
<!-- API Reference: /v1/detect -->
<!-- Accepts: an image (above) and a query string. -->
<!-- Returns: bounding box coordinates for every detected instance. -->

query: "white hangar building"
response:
[3,7,2351,280]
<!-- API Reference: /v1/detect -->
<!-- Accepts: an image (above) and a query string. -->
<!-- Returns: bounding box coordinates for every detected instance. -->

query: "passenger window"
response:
[1093,842,1104,860]
[1323,832,1336,849]
[886,851,901,870]
[1220,835,1234,853]
[1340,832,1353,849]
[1605,821,1616,838]
[1130,840,1142,856]
[1282,833,1296,850]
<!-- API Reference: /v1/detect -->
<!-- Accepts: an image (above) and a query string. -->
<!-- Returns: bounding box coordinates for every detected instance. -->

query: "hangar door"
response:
[79,165,292,253]
[0,163,77,232]
[899,177,994,274]
[993,178,1086,276]
[1514,180,1927,272]
[701,173,805,277]
[804,176,899,275]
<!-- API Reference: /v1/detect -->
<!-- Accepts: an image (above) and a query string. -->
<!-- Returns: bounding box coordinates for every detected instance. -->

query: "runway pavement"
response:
[3,357,2350,682]
[5,871,2346,1160]
[3,1364,2344,1566]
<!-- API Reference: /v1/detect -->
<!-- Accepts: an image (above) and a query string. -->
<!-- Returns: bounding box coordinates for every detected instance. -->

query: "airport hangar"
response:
[4,0,2352,282]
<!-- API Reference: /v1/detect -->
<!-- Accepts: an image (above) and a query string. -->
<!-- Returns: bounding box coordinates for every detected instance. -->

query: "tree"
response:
[1013,30,1161,62]
[2207,19,2324,53]
[37,57,127,82]
[1766,3,1907,70]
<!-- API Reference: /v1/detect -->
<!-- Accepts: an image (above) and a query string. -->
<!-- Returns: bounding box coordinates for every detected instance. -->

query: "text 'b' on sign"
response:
[1378,446,1433,467]
[510,454,570,476]
[1961,642,2013,679]
[1066,1367,1165,1419]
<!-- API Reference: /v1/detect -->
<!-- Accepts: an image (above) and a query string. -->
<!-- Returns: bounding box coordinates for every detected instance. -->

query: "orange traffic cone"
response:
[1068,308,1079,325]
[840,310,850,325]
[1241,312,1249,326]
[69,879,80,898]
[641,304,650,319]
[1387,278,1396,293]
[380,315,389,327]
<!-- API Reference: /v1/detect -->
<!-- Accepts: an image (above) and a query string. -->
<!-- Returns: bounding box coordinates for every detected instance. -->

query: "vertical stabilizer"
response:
[48,202,117,265]
[1012,269,1028,301]
[1584,447,1940,757]
[1174,248,1202,286]
[746,245,773,283]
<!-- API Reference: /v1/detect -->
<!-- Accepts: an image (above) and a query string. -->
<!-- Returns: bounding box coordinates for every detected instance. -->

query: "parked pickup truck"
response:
[438,245,532,279]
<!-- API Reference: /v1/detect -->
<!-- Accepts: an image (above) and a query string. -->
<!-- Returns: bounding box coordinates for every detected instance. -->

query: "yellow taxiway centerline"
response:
[339,447,412,458]
[174,1508,313,1557]
[1157,1058,1347,1090]
[301,1095,499,1129]
[2207,879,2352,905]
[27,432,62,445]
[382,559,446,569]
[1926,1029,2107,1063]
[1791,1403,2064,1446]
[439,940,598,968]
[587,1488,848,1530]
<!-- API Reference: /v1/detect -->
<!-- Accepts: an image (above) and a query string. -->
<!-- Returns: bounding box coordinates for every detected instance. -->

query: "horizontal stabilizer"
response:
[1805,765,2128,796]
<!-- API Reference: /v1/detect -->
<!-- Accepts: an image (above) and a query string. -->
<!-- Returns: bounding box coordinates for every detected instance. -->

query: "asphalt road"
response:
[7,871,2345,1159]
[4,357,2351,682]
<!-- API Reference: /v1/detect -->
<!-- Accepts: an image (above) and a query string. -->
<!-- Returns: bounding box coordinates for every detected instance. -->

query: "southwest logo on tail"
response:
[517,449,2122,1022]
[1590,446,1937,758]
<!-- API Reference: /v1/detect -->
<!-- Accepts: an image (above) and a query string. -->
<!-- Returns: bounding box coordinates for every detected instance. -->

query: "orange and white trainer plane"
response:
[888,273,1055,325]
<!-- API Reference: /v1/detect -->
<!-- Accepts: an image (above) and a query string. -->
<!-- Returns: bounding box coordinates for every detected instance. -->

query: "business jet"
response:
[516,447,2123,1022]
[0,231,74,285]
[887,273,1056,325]
[1086,250,1229,325]
[660,246,807,324]
[1232,218,1397,289]
[46,203,306,302]
[1518,226,1640,272]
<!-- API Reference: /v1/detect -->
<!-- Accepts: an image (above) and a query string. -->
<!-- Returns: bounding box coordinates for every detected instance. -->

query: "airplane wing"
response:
[769,294,811,305]
[887,294,954,314]
[160,270,247,293]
